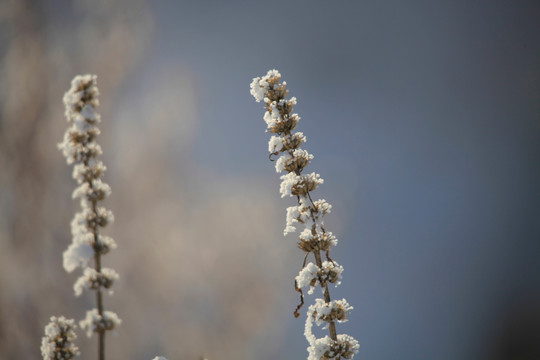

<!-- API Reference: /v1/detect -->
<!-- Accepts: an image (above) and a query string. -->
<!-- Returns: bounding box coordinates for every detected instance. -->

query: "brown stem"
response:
[94,252,105,360]
[89,179,105,360]
[281,101,338,342]
[285,134,338,342]
[313,250,338,341]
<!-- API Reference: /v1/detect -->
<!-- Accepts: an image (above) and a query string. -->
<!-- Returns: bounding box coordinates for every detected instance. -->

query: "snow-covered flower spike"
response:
[57,74,120,360]
[251,70,358,359]
[41,316,80,360]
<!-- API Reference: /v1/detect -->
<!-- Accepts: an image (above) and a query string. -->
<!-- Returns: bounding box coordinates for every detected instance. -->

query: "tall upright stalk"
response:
[251,70,359,360]
[59,74,121,360]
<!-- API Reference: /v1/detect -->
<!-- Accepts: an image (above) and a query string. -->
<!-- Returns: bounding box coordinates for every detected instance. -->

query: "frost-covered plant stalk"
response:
[58,74,121,360]
[250,70,359,360]
[41,316,80,360]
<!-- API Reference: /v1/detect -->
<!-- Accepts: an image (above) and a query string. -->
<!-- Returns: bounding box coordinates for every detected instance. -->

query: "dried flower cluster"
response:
[251,70,359,359]
[41,316,80,360]
[55,75,121,359]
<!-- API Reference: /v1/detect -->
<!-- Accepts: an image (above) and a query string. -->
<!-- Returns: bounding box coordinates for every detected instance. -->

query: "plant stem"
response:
[313,250,337,341]
[90,180,105,360]
[292,147,339,342]
[94,252,105,360]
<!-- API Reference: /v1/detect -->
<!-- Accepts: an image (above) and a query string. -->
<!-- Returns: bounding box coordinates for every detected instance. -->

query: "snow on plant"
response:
[251,70,359,359]
[51,74,121,360]
[41,316,80,360]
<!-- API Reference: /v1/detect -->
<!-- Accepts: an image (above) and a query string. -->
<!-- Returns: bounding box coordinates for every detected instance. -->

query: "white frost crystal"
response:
[275,149,313,173]
[80,309,122,338]
[296,261,344,295]
[74,267,119,297]
[279,172,324,198]
[279,172,300,198]
[264,102,282,128]
[41,316,79,360]
[284,205,300,235]
[296,262,319,294]
[306,334,359,360]
[308,298,353,328]
[268,135,284,153]
[63,241,94,273]
[250,69,281,102]
[275,152,293,173]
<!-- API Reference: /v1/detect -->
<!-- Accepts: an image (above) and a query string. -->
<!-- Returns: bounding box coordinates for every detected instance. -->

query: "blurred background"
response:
[1,0,539,359]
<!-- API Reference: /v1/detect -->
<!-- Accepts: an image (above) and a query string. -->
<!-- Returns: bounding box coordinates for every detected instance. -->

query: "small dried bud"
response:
[281,132,306,152]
